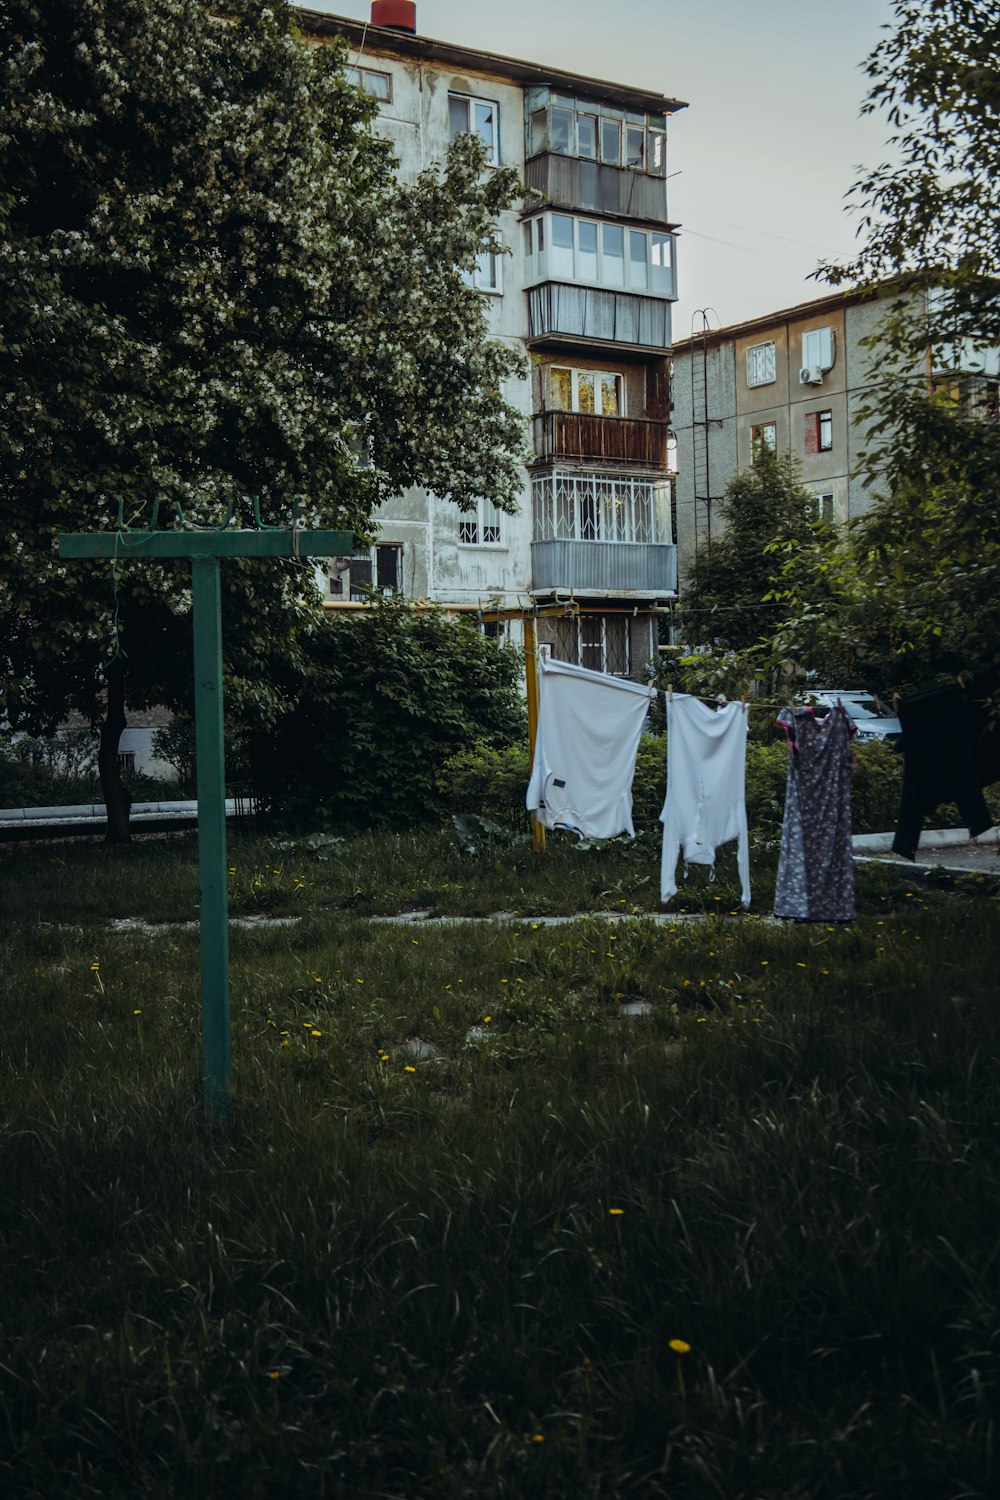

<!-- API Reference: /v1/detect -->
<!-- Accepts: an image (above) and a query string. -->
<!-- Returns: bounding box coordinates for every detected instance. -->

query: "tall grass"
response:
[1,834,998,1496]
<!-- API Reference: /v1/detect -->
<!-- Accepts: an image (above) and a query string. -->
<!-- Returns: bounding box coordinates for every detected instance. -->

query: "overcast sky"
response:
[301,0,898,334]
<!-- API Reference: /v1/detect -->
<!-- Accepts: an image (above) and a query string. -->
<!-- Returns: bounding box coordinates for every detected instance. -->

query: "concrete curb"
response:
[851,826,1000,853]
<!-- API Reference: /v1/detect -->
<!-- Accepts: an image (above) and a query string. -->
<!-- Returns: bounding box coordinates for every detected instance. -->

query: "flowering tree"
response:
[0,0,525,837]
[772,0,1000,689]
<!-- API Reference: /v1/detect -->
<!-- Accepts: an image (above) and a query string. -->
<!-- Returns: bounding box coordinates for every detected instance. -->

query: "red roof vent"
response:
[371,1,417,31]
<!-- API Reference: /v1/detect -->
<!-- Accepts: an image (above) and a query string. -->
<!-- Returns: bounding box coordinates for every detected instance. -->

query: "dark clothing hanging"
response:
[774,705,855,922]
[891,684,992,860]
[967,669,1000,790]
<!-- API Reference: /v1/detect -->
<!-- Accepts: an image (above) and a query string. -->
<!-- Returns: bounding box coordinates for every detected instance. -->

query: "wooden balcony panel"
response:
[533,411,669,468]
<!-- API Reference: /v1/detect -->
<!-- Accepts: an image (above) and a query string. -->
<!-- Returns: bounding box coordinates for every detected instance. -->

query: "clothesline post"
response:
[58,518,354,1116]
[523,616,546,856]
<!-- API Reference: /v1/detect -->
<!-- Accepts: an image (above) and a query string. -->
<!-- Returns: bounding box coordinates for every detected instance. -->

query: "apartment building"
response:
[298,2,684,679]
[670,283,1000,581]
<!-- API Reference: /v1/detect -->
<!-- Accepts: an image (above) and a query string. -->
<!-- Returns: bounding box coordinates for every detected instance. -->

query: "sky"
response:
[302,0,898,335]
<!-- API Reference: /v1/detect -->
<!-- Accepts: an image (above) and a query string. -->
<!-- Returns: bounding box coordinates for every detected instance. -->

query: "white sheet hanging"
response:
[659,694,751,907]
[526,656,655,840]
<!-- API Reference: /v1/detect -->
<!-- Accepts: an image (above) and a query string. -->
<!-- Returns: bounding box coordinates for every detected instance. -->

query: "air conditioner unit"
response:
[799,365,823,385]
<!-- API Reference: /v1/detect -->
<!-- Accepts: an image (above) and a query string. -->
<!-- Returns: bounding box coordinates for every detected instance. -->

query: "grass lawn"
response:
[1,829,999,1498]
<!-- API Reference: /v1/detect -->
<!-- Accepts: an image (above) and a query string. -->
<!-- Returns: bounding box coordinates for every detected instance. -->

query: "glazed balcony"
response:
[524,153,668,222]
[526,282,672,353]
[532,410,670,468]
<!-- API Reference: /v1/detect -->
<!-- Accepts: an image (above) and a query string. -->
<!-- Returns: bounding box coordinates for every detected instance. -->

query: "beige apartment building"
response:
[298,2,684,680]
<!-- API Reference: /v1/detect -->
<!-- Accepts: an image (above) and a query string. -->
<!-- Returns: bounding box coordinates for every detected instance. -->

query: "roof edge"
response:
[294,7,687,116]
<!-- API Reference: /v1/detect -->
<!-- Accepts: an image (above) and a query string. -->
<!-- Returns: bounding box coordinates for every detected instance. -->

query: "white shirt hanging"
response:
[659,694,751,907]
[526,656,655,841]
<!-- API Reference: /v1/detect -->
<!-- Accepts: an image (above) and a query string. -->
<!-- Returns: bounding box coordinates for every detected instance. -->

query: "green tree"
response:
[0,0,525,838]
[681,449,820,656]
[247,599,526,830]
[775,0,1000,687]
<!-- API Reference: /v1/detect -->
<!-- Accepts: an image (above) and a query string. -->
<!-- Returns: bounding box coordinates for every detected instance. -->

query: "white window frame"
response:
[458,497,504,548]
[449,92,500,166]
[531,212,674,296]
[550,365,625,417]
[746,341,776,388]
[463,245,503,295]
[810,492,835,524]
[347,66,392,103]
[802,326,834,372]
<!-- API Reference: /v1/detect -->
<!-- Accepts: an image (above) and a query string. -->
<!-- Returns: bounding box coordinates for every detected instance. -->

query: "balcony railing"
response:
[532,470,670,545]
[532,411,670,468]
[527,282,672,351]
[531,539,676,596]
[524,154,668,223]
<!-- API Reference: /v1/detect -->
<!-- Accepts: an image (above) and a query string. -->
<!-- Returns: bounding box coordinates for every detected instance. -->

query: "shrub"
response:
[250,601,526,829]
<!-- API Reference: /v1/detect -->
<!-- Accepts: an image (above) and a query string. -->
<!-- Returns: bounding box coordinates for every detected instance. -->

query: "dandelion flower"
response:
[669,1339,691,1354]
[404,1065,416,1073]
[608,1207,624,1216]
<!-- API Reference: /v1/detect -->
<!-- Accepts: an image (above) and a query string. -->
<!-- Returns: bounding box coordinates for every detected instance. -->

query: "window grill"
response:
[531,471,662,544]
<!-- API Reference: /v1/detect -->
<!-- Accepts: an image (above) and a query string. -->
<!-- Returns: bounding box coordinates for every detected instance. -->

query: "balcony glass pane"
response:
[602,223,624,286]
[601,118,620,164]
[551,214,574,278]
[577,220,598,281]
[530,108,548,156]
[648,130,666,175]
[550,106,573,155]
[629,230,648,289]
[651,233,671,293]
[600,373,621,417]
[626,125,645,168]
[551,367,572,409]
[577,372,596,414]
[577,113,597,159]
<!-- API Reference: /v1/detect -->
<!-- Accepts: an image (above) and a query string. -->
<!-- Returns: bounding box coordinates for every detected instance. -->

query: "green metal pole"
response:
[191,556,231,1116]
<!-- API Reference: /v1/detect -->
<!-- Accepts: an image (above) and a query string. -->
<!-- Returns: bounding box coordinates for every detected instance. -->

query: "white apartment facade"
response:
[299,2,684,679]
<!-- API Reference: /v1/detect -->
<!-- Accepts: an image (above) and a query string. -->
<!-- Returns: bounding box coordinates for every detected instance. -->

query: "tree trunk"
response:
[98,659,132,844]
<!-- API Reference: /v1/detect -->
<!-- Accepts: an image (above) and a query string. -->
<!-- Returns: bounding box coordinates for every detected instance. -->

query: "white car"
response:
[806,691,903,744]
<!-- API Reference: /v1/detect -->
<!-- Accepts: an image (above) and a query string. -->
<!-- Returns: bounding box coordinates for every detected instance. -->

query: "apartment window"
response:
[550,365,623,416]
[625,124,645,169]
[804,409,833,454]
[525,90,667,177]
[346,66,392,103]
[463,246,503,294]
[751,422,777,461]
[117,751,136,778]
[336,544,402,600]
[555,614,630,677]
[577,112,598,159]
[809,492,835,524]
[449,92,499,165]
[458,498,503,546]
[802,326,834,372]
[601,117,621,164]
[746,341,776,388]
[482,618,508,641]
[533,212,674,295]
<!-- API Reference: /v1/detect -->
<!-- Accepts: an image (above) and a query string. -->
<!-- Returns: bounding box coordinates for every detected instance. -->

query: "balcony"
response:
[532,411,669,468]
[531,469,676,597]
[524,154,668,223]
[527,282,672,352]
[532,539,676,596]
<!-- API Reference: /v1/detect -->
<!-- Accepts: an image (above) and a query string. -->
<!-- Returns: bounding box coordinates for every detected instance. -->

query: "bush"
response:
[250,601,526,829]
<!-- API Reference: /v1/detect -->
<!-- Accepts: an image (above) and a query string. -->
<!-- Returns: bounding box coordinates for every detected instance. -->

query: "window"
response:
[463,246,503,294]
[449,92,499,165]
[330,545,402,599]
[625,124,645,169]
[550,365,624,417]
[117,751,136,778]
[809,492,835,524]
[532,213,674,295]
[751,422,777,461]
[554,614,630,677]
[458,498,503,546]
[600,117,621,164]
[802,326,834,372]
[347,66,392,102]
[481,618,508,641]
[804,409,833,454]
[746,341,776,388]
[525,91,667,177]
